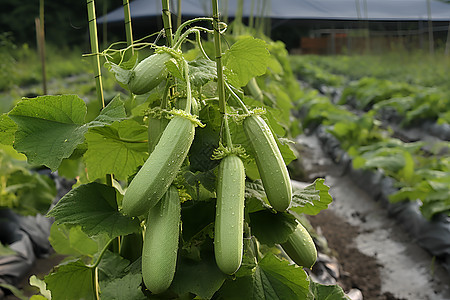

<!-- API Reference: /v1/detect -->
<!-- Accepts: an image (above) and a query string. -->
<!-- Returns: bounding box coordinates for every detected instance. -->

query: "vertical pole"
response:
[162,0,174,47]
[87,0,105,109]
[177,0,182,30]
[123,0,134,55]
[38,0,47,95]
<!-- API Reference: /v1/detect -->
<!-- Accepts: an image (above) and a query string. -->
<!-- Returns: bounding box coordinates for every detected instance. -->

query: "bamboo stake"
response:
[87,0,105,109]
[161,0,174,47]
[212,0,225,116]
[37,0,47,95]
[123,0,134,55]
[212,0,232,147]
[177,0,182,30]
[35,18,47,95]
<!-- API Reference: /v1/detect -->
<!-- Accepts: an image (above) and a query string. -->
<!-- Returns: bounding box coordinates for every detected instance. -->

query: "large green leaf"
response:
[49,223,98,257]
[223,36,270,87]
[170,253,227,299]
[0,114,16,145]
[188,58,217,87]
[45,260,95,300]
[218,253,310,300]
[290,178,333,216]
[254,253,310,299]
[99,273,146,300]
[47,182,140,238]
[84,119,148,180]
[98,251,132,280]
[88,95,127,127]
[0,242,15,256]
[249,210,297,246]
[8,95,88,170]
[4,169,56,215]
[7,95,126,171]
[309,281,349,300]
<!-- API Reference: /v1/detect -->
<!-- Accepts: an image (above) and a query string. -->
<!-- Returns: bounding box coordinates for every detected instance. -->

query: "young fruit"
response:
[128,51,172,95]
[142,185,181,294]
[243,115,292,211]
[214,154,246,275]
[247,77,263,102]
[175,97,200,116]
[122,115,195,216]
[281,222,317,269]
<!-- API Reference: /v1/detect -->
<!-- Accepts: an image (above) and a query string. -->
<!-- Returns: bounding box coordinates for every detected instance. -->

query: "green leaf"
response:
[99,273,146,300]
[5,169,56,215]
[0,282,28,300]
[8,95,88,170]
[105,61,133,85]
[30,295,48,300]
[47,182,140,238]
[0,242,15,256]
[0,113,16,145]
[45,260,95,300]
[249,210,297,246]
[98,251,131,280]
[84,119,148,180]
[223,36,270,86]
[49,223,98,257]
[188,58,217,87]
[290,178,333,216]
[171,252,227,299]
[217,253,310,300]
[166,59,184,80]
[254,253,310,299]
[29,275,52,300]
[309,281,349,300]
[88,95,126,127]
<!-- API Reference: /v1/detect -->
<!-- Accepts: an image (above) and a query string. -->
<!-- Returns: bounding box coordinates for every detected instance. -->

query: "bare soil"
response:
[292,133,450,300]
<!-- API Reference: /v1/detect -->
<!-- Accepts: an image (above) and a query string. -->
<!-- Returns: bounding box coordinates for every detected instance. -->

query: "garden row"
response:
[290,56,450,273]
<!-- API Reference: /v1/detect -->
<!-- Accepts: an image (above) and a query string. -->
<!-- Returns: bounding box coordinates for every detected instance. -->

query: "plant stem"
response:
[212,0,233,148]
[225,82,250,114]
[183,60,192,114]
[173,17,213,42]
[176,0,182,30]
[87,0,105,108]
[39,0,47,95]
[212,0,225,115]
[161,0,174,47]
[123,0,134,55]
[91,238,115,269]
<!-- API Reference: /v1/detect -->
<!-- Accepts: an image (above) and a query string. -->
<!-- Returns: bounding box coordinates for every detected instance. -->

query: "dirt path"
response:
[293,133,450,300]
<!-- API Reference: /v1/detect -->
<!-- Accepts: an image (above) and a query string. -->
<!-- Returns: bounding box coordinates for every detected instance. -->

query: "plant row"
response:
[295,88,449,220]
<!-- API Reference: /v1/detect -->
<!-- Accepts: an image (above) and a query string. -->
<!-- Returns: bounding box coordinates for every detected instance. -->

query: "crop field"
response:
[0,1,449,300]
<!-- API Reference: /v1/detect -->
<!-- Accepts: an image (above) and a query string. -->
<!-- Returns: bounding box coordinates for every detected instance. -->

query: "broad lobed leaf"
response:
[47,182,140,238]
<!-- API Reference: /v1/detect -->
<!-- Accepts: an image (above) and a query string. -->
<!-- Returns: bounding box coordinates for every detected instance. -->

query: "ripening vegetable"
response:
[122,116,195,216]
[214,154,246,274]
[142,185,181,294]
[128,51,172,95]
[281,222,317,269]
[243,115,292,211]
